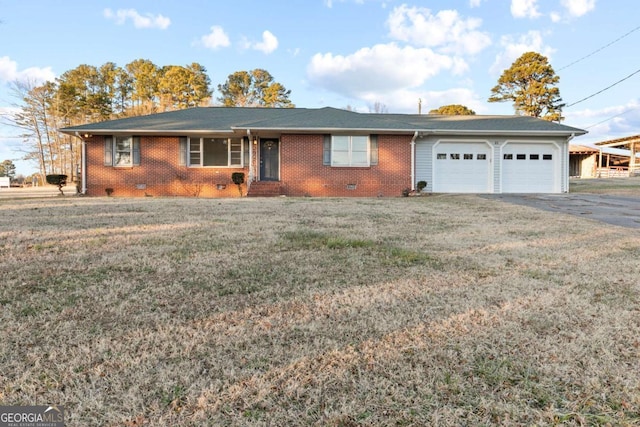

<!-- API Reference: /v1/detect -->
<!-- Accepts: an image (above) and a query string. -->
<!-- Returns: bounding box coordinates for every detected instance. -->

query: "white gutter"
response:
[75,132,87,195]
[410,131,418,191]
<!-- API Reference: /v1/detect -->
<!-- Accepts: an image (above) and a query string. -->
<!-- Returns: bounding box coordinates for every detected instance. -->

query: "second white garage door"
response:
[433,142,492,193]
[502,143,558,193]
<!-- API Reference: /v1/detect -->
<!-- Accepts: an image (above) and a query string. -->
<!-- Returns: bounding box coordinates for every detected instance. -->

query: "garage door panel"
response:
[433,142,491,193]
[502,143,557,193]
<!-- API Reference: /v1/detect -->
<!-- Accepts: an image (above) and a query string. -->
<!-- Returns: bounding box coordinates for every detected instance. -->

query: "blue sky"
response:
[1,0,638,175]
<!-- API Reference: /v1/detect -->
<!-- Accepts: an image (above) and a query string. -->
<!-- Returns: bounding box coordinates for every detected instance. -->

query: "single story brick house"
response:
[61,107,586,197]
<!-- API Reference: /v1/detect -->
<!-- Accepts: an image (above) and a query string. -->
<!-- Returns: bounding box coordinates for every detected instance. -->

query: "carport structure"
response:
[595,135,640,177]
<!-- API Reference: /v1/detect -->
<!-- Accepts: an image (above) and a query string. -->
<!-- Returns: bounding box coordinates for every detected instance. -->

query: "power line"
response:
[565,67,640,108]
[558,24,640,71]
[584,106,637,129]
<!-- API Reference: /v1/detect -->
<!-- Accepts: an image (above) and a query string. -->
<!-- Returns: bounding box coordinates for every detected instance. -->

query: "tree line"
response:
[8,60,293,183]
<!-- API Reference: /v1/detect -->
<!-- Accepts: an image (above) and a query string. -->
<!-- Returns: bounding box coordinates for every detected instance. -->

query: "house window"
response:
[543,154,553,160]
[115,137,132,166]
[189,139,201,165]
[464,153,473,160]
[504,154,513,160]
[530,154,540,160]
[437,153,446,160]
[188,137,244,167]
[450,153,460,160]
[104,136,140,167]
[516,154,526,160]
[331,135,369,167]
[477,154,487,160]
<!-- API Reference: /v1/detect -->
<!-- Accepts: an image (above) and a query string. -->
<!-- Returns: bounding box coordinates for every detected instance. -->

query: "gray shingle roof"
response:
[61,106,587,136]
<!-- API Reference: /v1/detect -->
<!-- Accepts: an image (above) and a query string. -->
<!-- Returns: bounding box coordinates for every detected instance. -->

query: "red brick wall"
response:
[85,136,247,197]
[84,134,412,197]
[280,134,412,197]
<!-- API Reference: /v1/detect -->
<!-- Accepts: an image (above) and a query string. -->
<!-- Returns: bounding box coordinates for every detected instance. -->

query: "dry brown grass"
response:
[1,195,639,426]
[570,176,640,196]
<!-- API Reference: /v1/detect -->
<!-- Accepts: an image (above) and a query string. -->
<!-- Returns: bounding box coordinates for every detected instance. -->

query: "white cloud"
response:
[252,31,279,54]
[307,43,465,100]
[103,8,170,30]
[550,11,562,22]
[561,0,596,17]
[387,5,491,55]
[550,0,596,22]
[510,0,542,19]
[566,99,640,142]
[469,0,484,7]
[0,56,55,85]
[200,26,231,50]
[490,31,555,75]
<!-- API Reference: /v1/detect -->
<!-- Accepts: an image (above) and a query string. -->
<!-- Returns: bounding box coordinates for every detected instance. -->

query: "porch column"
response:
[630,140,637,176]
[598,149,602,178]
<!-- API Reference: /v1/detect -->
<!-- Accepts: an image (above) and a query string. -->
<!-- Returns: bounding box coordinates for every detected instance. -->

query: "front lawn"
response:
[1,196,638,426]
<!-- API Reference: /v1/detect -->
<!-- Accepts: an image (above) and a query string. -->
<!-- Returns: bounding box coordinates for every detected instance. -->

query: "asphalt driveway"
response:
[483,193,640,229]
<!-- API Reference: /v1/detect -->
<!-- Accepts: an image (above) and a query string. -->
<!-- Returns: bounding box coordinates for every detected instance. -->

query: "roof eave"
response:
[61,128,235,136]
[61,126,587,138]
[238,127,587,136]
[424,129,588,137]
[236,126,418,134]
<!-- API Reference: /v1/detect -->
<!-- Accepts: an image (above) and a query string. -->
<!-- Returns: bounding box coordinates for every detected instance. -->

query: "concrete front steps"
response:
[246,181,283,197]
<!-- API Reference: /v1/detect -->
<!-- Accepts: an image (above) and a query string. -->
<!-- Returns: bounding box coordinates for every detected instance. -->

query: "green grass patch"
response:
[280,229,376,250]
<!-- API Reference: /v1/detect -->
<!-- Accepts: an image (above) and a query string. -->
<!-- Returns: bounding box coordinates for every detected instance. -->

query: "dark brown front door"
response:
[260,139,279,181]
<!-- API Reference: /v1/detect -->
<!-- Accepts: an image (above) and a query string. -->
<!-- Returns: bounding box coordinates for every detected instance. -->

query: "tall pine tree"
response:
[489,51,564,122]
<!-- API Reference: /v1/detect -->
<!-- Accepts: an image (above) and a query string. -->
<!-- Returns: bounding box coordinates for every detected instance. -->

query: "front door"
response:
[260,139,280,181]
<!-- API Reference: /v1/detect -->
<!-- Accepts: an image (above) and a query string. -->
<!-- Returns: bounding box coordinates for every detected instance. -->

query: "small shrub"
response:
[231,172,245,196]
[46,174,67,196]
[402,187,411,197]
[105,188,114,196]
[417,180,427,192]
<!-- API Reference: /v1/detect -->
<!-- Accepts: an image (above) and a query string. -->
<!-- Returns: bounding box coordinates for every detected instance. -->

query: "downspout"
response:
[410,131,418,191]
[75,132,87,195]
[247,129,253,187]
[566,133,575,193]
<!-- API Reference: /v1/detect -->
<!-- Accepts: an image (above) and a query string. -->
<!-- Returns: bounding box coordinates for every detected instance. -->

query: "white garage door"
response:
[502,143,558,193]
[433,142,492,193]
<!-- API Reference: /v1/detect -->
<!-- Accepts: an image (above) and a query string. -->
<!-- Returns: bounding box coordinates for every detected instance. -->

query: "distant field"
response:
[1,195,639,426]
[570,176,640,195]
